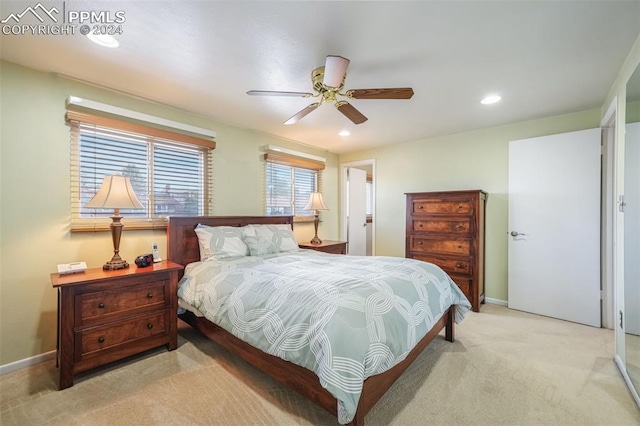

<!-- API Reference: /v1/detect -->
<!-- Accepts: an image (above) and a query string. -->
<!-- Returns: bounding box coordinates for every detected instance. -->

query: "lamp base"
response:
[310,236,323,245]
[103,259,129,270]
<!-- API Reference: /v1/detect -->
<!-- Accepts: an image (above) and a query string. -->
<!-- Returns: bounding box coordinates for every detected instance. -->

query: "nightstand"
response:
[299,240,347,255]
[50,260,183,390]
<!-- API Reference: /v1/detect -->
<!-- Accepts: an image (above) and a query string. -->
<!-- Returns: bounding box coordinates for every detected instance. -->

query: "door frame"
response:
[601,98,617,330]
[340,159,376,255]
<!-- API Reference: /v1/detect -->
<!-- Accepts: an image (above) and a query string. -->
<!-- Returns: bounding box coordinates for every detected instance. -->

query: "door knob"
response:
[510,231,527,237]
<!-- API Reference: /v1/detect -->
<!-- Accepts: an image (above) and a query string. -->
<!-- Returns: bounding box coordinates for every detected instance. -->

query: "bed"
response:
[167,215,470,425]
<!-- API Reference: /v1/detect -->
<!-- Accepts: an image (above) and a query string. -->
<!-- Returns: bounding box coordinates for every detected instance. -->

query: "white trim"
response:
[66,96,216,139]
[615,355,640,408]
[264,145,326,163]
[0,350,56,376]
[601,98,617,330]
[485,297,508,307]
[601,96,618,127]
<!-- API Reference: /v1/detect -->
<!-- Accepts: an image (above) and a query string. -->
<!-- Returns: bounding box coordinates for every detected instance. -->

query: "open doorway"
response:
[341,159,375,255]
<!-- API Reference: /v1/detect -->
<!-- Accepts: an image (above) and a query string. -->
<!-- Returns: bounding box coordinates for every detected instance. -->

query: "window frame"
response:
[67,111,215,232]
[264,152,325,222]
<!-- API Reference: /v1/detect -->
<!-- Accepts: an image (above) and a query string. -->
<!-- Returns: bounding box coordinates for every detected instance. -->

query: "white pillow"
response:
[243,224,299,256]
[194,224,249,261]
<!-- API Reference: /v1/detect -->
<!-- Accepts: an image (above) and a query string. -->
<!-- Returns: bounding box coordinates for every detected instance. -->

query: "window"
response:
[67,111,215,231]
[264,152,324,219]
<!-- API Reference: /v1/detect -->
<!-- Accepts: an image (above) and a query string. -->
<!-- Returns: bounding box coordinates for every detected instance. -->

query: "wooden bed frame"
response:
[167,215,456,426]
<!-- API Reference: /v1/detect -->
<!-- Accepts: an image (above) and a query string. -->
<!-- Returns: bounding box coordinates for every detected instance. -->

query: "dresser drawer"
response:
[450,276,472,301]
[412,217,471,234]
[410,237,471,256]
[411,199,473,215]
[78,281,167,324]
[78,311,167,358]
[412,255,471,275]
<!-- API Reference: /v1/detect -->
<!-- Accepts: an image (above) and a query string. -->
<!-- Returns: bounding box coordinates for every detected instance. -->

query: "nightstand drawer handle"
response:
[147,293,154,299]
[98,337,105,343]
[98,303,105,309]
[147,323,153,330]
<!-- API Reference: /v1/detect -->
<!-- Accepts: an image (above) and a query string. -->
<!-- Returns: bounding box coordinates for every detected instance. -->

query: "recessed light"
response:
[339,130,350,137]
[481,94,501,105]
[86,33,119,48]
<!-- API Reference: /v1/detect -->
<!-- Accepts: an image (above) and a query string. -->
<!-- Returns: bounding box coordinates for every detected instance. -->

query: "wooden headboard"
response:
[166,216,294,270]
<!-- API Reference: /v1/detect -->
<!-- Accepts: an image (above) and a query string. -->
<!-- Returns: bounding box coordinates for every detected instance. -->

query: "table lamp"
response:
[304,192,328,245]
[85,175,144,270]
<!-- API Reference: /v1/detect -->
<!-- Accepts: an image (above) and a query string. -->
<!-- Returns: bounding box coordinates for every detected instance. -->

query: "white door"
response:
[508,128,601,327]
[347,167,367,256]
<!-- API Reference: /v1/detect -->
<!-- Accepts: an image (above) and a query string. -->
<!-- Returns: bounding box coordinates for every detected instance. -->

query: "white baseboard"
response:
[485,297,508,307]
[615,355,640,408]
[0,350,56,376]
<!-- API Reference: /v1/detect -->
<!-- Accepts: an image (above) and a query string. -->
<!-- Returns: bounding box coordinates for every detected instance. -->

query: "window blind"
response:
[264,153,323,219]
[68,113,215,231]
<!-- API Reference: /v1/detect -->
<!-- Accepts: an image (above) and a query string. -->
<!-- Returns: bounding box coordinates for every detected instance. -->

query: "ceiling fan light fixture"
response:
[323,55,350,88]
[481,94,501,105]
[248,55,413,125]
[86,33,119,48]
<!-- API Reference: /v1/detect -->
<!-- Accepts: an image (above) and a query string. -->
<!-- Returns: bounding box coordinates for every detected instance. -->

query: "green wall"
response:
[0,60,339,365]
[338,109,602,302]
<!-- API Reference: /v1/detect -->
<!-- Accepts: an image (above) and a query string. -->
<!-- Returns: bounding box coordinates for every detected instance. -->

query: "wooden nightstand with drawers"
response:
[50,260,183,390]
[299,240,347,255]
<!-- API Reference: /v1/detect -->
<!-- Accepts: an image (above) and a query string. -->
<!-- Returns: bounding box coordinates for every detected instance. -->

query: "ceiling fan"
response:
[247,55,414,125]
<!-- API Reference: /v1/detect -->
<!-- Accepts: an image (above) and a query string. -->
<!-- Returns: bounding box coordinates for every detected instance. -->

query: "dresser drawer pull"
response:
[455,263,464,268]
[458,204,463,209]
[147,293,154,299]
[417,241,423,245]
[98,303,105,309]
[418,205,424,209]
[147,323,154,330]
[98,336,105,343]
[418,224,423,228]
[456,224,463,229]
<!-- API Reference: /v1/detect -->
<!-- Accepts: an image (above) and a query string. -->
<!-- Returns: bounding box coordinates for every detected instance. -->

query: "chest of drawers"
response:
[51,261,183,389]
[405,190,487,312]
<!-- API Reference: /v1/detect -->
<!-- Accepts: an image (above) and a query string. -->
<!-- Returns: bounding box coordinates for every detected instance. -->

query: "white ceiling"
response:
[1,1,639,154]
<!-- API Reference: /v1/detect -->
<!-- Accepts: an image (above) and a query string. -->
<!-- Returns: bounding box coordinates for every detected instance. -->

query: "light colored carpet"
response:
[1,304,639,425]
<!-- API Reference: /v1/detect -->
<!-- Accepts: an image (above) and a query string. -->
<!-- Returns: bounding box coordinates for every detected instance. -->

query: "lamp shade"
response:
[85,175,144,209]
[304,192,328,211]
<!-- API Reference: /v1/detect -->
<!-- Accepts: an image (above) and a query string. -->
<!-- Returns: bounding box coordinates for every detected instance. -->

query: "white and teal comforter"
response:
[178,250,471,424]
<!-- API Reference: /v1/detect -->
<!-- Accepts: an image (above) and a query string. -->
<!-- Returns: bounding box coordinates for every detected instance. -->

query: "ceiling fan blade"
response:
[247,90,313,97]
[346,88,414,99]
[284,102,320,125]
[335,101,368,125]
[323,55,350,88]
